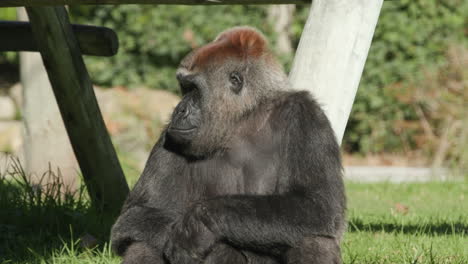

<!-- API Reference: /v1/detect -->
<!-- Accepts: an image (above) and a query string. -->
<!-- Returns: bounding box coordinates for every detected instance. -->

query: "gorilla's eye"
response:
[229,72,243,94]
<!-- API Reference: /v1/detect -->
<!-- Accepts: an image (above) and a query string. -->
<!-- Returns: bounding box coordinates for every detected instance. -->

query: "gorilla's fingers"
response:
[122,242,164,264]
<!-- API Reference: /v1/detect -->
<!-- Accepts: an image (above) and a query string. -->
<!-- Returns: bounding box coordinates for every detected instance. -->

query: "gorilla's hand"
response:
[163,203,219,264]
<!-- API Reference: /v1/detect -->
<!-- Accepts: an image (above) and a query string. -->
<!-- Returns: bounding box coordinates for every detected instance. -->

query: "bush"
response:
[390,45,468,172]
[343,0,468,156]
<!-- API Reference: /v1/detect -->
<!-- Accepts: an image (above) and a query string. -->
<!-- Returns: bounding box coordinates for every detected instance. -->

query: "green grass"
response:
[0,159,119,264]
[0,160,466,263]
[343,182,467,263]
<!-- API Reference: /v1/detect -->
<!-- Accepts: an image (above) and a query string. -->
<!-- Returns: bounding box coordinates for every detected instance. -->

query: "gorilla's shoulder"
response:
[273,90,327,122]
[266,90,334,141]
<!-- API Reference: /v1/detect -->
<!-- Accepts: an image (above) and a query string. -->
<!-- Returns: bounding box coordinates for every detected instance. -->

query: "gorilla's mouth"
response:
[167,126,198,145]
[168,127,197,134]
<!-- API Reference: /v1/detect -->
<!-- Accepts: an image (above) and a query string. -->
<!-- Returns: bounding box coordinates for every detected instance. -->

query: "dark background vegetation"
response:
[0,0,466,171]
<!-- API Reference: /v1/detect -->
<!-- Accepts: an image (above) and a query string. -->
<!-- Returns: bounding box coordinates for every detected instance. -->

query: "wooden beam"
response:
[0,0,309,7]
[25,5,129,212]
[0,21,118,56]
[288,0,383,144]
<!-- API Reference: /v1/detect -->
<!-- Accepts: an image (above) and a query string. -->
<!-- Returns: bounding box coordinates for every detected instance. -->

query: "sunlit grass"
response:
[343,182,467,263]
[38,241,119,264]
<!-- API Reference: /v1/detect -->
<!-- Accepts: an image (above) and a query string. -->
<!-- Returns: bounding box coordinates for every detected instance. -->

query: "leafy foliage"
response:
[343,0,468,156]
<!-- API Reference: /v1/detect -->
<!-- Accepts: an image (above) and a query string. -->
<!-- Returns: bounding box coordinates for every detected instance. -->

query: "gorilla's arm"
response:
[166,93,345,258]
[110,141,178,261]
[111,205,174,256]
[194,191,341,255]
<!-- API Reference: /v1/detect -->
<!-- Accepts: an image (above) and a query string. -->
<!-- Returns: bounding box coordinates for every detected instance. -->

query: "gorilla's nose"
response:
[178,103,192,119]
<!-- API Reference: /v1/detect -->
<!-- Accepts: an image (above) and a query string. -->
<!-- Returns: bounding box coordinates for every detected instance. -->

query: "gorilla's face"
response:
[166,71,202,145]
[167,61,250,156]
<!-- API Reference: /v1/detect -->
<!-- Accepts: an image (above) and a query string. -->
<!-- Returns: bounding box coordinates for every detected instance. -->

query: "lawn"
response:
[0,162,466,264]
[343,182,467,263]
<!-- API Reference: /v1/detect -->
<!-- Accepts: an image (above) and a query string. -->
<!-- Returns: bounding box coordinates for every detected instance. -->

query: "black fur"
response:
[111,92,346,264]
[111,28,346,264]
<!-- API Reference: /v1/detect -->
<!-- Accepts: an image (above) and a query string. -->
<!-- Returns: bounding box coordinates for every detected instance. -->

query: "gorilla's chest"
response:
[188,136,282,198]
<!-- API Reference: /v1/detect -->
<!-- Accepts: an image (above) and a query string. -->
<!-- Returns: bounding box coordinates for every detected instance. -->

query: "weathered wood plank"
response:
[25,5,129,212]
[0,21,118,56]
[289,0,383,144]
[0,0,309,7]
[18,7,80,190]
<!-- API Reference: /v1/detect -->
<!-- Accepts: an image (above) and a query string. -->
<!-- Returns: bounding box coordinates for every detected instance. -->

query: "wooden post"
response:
[289,0,383,144]
[0,21,119,57]
[25,6,129,212]
[18,7,80,190]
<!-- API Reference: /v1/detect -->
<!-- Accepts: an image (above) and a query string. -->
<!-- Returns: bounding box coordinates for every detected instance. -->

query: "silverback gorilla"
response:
[111,27,346,264]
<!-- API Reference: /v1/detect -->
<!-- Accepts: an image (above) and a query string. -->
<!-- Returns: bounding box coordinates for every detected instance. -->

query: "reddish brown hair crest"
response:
[187,27,268,70]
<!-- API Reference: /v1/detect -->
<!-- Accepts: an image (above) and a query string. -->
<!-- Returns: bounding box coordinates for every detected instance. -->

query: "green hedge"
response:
[346,0,467,154]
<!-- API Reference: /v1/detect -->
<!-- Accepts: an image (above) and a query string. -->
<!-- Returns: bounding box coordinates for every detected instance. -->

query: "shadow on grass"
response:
[348,217,468,236]
[0,158,117,263]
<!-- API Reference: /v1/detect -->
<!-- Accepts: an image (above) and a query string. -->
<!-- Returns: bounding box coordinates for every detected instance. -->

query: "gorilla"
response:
[111,27,346,264]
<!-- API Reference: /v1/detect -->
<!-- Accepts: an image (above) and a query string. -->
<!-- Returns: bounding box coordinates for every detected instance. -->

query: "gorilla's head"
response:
[167,27,288,157]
